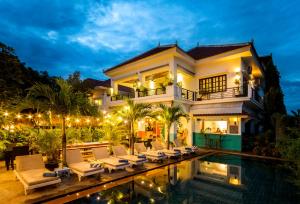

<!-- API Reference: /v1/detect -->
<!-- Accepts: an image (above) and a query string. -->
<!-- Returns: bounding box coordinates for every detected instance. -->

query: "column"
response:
[187,115,194,146]
[110,80,118,95]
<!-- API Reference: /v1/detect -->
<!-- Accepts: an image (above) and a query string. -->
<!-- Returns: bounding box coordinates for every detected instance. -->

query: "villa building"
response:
[91,42,266,151]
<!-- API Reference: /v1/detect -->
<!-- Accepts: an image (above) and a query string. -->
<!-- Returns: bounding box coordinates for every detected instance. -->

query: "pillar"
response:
[187,115,194,146]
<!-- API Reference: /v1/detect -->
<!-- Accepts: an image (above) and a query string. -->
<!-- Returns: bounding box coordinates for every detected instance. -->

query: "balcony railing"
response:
[111,93,134,101]
[195,85,248,101]
[181,88,195,101]
[137,88,166,97]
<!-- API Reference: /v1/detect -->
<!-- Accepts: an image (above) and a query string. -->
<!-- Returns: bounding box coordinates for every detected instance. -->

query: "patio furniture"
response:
[173,138,196,154]
[112,145,147,166]
[92,147,131,173]
[151,141,181,157]
[66,149,104,181]
[14,154,61,195]
[134,143,167,162]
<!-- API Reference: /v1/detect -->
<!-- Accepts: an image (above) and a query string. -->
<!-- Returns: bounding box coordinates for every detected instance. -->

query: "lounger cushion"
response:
[100,157,128,167]
[15,154,45,171]
[19,169,59,186]
[69,162,102,173]
[118,155,146,162]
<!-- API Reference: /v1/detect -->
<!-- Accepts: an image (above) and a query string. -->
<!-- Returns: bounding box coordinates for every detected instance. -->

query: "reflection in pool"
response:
[54,154,298,204]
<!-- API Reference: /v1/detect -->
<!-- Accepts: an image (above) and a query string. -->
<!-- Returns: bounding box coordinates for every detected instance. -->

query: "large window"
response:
[199,75,227,93]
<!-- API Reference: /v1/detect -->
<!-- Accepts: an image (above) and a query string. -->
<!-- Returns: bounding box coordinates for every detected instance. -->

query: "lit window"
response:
[94,99,102,106]
[203,120,227,133]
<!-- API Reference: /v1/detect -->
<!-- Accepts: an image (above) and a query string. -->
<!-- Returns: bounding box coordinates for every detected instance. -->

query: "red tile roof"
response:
[104,44,176,73]
[104,42,251,73]
[186,43,250,60]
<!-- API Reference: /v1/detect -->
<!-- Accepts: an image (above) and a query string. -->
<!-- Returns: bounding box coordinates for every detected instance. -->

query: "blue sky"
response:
[0,0,299,112]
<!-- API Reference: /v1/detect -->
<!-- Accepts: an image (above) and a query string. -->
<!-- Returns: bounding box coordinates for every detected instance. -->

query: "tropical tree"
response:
[26,78,98,166]
[156,103,189,149]
[291,109,300,127]
[116,100,152,155]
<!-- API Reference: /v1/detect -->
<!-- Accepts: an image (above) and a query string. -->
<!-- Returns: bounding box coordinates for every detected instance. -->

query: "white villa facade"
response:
[91,42,265,151]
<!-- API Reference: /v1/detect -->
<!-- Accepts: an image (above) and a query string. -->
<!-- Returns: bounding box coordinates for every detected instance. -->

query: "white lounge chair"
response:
[112,145,147,166]
[151,141,181,157]
[14,154,61,195]
[134,143,167,162]
[174,139,197,153]
[66,149,104,181]
[92,147,131,173]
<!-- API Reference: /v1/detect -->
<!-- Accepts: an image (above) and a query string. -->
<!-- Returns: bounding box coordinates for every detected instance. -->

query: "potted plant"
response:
[36,129,61,170]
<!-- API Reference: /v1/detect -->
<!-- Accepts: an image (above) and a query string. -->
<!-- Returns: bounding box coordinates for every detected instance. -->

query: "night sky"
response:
[0,0,299,112]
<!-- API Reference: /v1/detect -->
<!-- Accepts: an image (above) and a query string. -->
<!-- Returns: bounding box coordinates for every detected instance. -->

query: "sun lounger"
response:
[174,139,197,153]
[134,143,167,162]
[112,145,147,166]
[14,154,61,195]
[151,141,181,157]
[66,149,104,181]
[92,147,131,173]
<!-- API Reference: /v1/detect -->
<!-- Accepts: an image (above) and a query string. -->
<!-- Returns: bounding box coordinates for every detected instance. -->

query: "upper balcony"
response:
[103,82,263,109]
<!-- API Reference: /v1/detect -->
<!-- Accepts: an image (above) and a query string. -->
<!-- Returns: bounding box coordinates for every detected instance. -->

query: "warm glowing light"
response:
[37,114,42,118]
[149,80,155,89]
[149,183,153,188]
[66,117,70,121]
[86,194,90,198]
[4,112,8,116]
[86,119,90,123]
[229,177,240,185]
[96,118,100,121]
[16,114,21,119]
[124,120,128,124]
[234,67,241,72]
[177,73,183,82]
[137,81,141,87]
[96,196,100,200]
[76,193,79,196]
[28,115,32,119]
[157,187,163,193]
[102,110,107,115]
[150,198,155,203]
[157,116,161,120]
[110,88,114,95]
[118,116,122,121]
[124,106,129,111]
[75,119,80,123]
[141,181,145,185]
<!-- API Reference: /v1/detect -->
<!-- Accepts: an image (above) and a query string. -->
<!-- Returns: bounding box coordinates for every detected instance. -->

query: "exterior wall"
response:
[195,57,242,90]
[193,133,242,151]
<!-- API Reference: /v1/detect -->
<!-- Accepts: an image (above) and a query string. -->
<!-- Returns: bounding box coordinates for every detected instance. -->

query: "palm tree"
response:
[116,100,152,155]
[156,103,189,149]
[26,79,97,166]
[291,109,300,127]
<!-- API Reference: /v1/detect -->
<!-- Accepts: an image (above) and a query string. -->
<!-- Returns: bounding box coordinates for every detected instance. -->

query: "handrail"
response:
[111,93,134,101]
[137,87,166,97]
[181,88,195,101]
[195,85,248,101]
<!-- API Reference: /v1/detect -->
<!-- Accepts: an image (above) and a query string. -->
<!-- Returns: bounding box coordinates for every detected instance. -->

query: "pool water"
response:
[61,154,299,204]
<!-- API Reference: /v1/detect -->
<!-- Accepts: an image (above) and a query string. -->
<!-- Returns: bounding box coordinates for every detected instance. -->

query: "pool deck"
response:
[0,149,211,204]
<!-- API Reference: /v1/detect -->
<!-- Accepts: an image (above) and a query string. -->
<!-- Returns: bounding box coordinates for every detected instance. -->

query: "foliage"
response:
[261,56,286,134]
[155,103,189,149]
[100,115,129,146]
[66,127,104,144]
[116,100,152,154]
[35,129,61,162]
[25,78,98,166]
[0,42,55,107]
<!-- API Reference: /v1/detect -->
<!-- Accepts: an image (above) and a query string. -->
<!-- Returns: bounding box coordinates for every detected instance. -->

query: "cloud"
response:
[69,1,203,51]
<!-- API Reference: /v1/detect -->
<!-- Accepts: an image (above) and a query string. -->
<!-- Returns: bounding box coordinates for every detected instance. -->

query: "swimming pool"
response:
[47,154,299,204]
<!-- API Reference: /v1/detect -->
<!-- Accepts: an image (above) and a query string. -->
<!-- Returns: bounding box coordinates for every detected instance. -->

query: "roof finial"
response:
[175,40,178,45]
[197,42,200,47]
[157,41,160,47]
[251,38,254,44]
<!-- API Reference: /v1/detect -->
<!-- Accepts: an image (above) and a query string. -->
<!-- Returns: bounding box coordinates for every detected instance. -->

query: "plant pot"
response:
[45,161,59,171]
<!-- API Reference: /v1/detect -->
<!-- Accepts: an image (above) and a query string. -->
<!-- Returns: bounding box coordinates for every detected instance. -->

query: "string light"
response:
[37,114,42,118]
[28,115,32,119]
[86,119,90,123]
[16,114,21,119]
[4,112,8,116]
[75,119,80,123]
[66,117,70,121]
